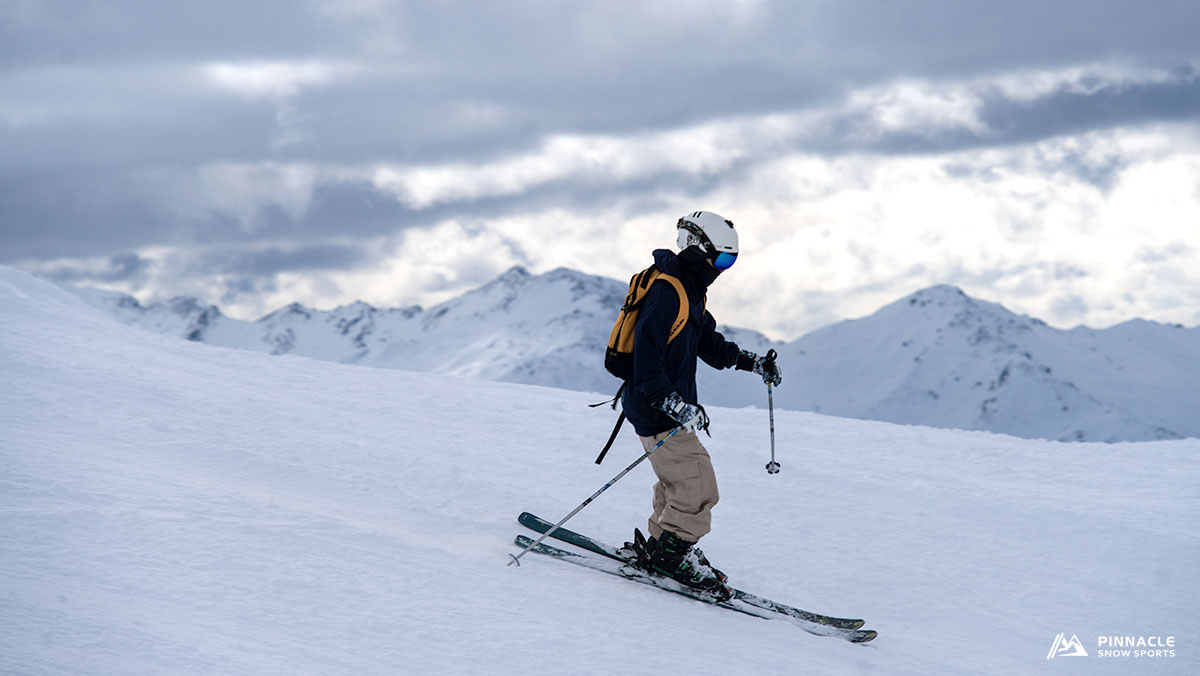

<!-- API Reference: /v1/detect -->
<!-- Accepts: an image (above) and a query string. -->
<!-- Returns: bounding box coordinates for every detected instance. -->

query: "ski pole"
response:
[764,349,781,475]
[508,426,681,566]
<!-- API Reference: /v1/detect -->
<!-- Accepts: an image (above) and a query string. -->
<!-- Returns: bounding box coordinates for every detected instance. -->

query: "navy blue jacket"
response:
[622,249,742,437]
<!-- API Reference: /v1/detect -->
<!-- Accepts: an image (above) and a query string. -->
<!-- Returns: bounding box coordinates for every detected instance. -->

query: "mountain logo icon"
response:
[1047,633,1089,659]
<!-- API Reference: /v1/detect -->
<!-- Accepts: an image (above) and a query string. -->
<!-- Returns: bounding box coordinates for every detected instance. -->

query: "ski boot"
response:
[629,529,732,601]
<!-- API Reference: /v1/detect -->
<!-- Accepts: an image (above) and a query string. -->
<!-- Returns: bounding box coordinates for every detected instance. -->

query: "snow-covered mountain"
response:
[777,285,1200,443]
[65,267,1199,443]
[68,267,634,396]
[3,263,1196,676]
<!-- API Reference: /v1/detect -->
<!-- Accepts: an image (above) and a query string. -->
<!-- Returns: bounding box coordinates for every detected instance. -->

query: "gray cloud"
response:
[0,169,175,260]
[188,243,370,278]
[5,2,1198,168]
[36,252,153,285]
[0,154,736,266]
[976,69,1200,146]
[1,172,406,261]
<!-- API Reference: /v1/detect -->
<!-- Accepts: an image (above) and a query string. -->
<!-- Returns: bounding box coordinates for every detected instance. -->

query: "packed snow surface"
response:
[3,265,1197,675]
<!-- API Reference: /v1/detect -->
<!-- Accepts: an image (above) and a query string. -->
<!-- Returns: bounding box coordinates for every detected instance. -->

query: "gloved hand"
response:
[654,391,709,434]
[736,349,783,387]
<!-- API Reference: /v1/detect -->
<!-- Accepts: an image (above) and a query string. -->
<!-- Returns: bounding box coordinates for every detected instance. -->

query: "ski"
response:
[514,535,877,643]
[517,511,866,631]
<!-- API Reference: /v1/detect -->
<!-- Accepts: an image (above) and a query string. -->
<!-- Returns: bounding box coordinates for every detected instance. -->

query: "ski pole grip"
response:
[764,348,777,365]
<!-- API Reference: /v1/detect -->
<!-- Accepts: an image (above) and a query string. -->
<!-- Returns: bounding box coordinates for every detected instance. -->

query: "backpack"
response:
[593,265,696,464]
[603,266,691,380]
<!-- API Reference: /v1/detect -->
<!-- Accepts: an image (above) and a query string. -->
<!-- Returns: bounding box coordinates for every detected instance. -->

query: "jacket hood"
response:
[652,248,681,276]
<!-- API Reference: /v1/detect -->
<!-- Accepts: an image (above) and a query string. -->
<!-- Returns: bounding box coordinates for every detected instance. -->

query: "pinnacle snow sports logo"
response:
[1096,635,1176,659]
[1047,633,1088,659]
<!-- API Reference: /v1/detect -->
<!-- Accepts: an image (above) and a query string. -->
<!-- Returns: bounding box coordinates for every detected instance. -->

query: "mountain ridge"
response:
[57,265,1199,442]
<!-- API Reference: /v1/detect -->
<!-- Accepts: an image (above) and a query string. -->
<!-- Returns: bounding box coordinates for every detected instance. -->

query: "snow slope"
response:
[4,264,1197,675]
[66,268,1200,443]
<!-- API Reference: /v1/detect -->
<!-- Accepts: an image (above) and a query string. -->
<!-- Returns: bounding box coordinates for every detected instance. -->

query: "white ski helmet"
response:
[676,210,738,270]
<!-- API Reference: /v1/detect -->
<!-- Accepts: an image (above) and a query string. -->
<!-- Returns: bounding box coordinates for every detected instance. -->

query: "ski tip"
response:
[812,614,865,630]
[851,630,878,644]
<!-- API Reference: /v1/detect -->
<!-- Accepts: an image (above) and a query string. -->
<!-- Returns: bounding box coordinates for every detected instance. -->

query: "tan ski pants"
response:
[639,429,720,543]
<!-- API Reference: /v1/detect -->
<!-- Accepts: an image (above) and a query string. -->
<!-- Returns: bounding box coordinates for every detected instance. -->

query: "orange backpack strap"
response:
[655,273,690,343]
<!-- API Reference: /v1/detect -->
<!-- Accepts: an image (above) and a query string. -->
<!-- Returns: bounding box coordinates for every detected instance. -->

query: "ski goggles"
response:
[712,251,738,270]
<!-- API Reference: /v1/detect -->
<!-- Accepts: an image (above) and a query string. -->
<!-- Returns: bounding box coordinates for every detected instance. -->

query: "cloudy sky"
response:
[3,0,1199,339]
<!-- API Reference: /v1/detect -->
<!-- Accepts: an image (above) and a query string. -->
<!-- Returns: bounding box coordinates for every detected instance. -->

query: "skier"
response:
[621,211,782,599]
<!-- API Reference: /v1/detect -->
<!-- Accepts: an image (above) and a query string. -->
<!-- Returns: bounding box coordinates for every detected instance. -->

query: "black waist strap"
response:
[591,383,626,464]
[594,412,626,464]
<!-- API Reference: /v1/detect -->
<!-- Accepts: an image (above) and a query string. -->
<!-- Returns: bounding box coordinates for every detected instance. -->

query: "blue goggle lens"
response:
[713,251,737,270]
